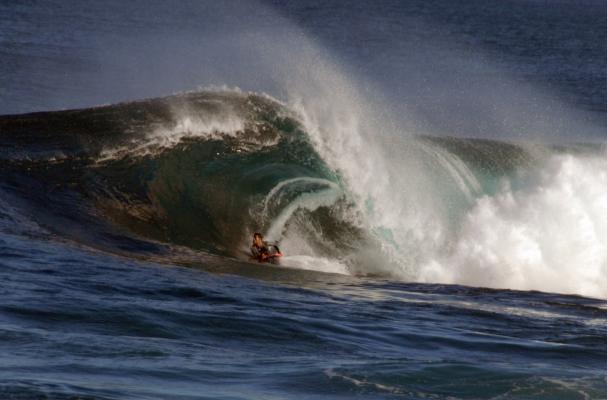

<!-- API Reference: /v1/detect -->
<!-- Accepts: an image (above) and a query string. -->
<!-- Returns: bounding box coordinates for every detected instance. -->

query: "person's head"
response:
[253,232,264,247]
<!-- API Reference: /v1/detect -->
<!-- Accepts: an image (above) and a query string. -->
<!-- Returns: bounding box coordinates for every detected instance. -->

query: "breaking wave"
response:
[1,88,606,297]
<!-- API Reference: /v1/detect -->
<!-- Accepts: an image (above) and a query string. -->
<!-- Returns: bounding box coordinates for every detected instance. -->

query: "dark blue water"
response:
[3,225,607,399]
[1,1,607,399]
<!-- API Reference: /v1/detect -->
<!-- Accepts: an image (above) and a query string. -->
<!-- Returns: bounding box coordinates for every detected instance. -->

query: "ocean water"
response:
[1,1,607,399]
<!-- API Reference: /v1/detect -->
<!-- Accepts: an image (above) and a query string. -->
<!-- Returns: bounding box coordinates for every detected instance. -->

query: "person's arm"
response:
[258,244,271,262]
[251,245,261,260]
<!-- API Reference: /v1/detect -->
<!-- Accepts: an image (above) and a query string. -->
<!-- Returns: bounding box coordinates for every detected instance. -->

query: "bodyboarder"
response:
[250,232,282,263]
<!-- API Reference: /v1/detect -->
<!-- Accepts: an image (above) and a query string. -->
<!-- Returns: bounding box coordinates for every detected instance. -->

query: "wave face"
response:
[1,89,606,296]
[0,90,357,272]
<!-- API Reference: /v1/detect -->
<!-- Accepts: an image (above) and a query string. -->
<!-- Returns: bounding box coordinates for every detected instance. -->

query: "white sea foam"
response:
[420,153,607,298]
[283,57,458,279]
[96,89,285,162]
[97,109,246,161]
[288,85,607,297]
[274,40,607,297]
[280,255,349,275]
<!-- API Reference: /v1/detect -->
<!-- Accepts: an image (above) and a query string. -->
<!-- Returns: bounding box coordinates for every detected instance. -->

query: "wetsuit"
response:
[251,242,270,262]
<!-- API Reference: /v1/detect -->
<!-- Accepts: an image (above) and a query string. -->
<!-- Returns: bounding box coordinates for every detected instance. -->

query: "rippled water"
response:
[1,221,606,399]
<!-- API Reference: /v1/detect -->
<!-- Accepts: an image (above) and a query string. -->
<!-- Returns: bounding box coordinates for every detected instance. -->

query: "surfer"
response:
[250,232,282,263]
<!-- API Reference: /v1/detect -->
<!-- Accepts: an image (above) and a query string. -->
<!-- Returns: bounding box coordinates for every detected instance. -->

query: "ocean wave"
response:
[1,89,606,297]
